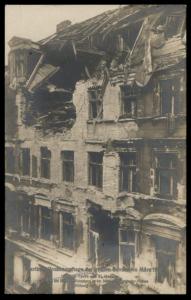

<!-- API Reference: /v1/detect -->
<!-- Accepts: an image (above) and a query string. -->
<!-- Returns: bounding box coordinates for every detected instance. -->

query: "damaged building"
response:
[5,4,186,294]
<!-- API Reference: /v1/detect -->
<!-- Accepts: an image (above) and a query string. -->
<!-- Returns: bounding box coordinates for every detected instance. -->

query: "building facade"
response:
[5,5,186,294]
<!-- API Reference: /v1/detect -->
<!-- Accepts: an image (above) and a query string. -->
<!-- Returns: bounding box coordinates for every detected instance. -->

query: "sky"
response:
[5,4,119,65]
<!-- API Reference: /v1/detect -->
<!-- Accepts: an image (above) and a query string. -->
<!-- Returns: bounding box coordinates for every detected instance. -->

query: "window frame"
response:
[20,148,30,176]
[119,152,137,193]
[61,212,75,250]
[61,151,74,183]
[120,85,138,118]
[165,14,185,39]
[40,147,51,179]
[21,203,31,234]
[154,14,185,39]
[154,236,177,287]
[62,274,75,294]
[88,88,103,120]
[155,153,177,199]
[41,206,52,241]
[119,229,138,269]
[32,155,38,178]
[88,152,103,189]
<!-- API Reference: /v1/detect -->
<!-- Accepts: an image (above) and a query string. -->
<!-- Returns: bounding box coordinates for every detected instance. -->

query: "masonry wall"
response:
[5,34,186,294]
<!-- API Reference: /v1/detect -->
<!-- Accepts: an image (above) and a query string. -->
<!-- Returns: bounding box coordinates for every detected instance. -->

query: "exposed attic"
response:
[7,4,186,133]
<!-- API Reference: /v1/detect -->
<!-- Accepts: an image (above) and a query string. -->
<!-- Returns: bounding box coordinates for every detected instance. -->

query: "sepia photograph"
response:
[5,4,186,294]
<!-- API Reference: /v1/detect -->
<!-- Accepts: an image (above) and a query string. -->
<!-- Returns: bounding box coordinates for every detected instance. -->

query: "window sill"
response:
[33,177,57,185]
[87,119,115,124]
[62,181,75,187]
[31,178,57,189]
[152,114,186,121]
[88,185,103,192]
[20,232,30,238]
[118,117,136,122]
[117,191,183,204]
[86,115,186,124]
[57,248,74,257]
[5,172,16,177]
[36,239,54,248]
[154,193,175,200]
[5,173,20,184]
[118,191,136,197]
[20,175,30,179]
[38,177,51,183]
[6,228,19,239]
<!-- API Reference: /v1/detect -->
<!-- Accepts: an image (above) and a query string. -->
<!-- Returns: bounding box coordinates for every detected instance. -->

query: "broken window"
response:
[40,147,51,179]
[62,212,74,250]
[88,152,103,188]
[20,148,30,176]
[122,21,143,50]
[41,206,52,241]
[155,153,177,199]
[119,229,136,268]
[32,155,37,178]
[120,85,138,118]
[88,211,118,267]
[62,274,75,294]
[5,147,15,174]
[165,15,185,38]
[154,236,177,287]
[160,77,182,115]
[154,14,185,39]
[61,151,74,182]
[88,88,103,120]
[119,152,137,192]
[22,257,31,284]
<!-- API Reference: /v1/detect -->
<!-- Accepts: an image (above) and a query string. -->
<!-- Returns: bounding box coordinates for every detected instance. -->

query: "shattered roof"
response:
[152,36,186,71]
[8,5,186,93]
[27,64,60,92]
[39,5,163,45]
